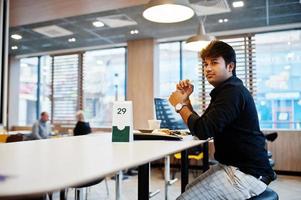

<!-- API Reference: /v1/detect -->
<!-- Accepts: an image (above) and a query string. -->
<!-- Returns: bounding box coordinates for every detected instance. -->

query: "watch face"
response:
[175,103,182,111]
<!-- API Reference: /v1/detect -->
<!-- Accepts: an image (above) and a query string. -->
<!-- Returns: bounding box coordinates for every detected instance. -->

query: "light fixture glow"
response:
[233,1,244,8]
[218,19,223,23]
[130,29,139,34]
[68,38,76,42]
[92,21,105,27]
[184,22,214,52]
[223,18,228,22]
[11,34,22,40]
[11,46,18,50]
[143,0,194,23]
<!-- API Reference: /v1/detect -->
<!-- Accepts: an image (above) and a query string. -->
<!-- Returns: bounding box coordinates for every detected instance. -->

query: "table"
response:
[0,133,205,199]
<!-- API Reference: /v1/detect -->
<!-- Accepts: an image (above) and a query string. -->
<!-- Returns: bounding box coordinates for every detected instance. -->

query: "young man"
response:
[169,40,275,199]
[30,111,51,140]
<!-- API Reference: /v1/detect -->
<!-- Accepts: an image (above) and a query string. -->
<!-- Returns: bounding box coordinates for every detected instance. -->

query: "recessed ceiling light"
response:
[11,46,18,50]
[233,1,244,8]
[92,21,105,27]
[130,29,139,34]
[218,19,228,23]
[11,34,22,40]
[68,38,76,42]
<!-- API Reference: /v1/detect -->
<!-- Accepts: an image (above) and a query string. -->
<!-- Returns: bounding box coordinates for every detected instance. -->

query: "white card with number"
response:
[112,101,133,142]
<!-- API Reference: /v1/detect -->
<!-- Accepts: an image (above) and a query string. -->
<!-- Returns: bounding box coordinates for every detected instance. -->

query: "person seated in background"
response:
[30,111,51,140]
[73,110,92,136]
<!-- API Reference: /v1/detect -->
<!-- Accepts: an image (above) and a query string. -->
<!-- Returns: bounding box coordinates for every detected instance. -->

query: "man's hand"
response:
[176,79,194,101]
[169,90,186,107]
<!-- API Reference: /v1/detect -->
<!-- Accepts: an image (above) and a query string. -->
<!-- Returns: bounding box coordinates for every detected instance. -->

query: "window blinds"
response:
[51,54,80,124]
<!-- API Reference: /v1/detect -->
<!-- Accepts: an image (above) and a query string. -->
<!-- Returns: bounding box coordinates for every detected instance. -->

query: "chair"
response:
[6,134,24,143]
[0,134,9,143]
[154,98,187,130]
[154,97,206,168]
[264,132,278,167]
[72,177,109,200]
[249,187,279,200]
[154,98,208,198]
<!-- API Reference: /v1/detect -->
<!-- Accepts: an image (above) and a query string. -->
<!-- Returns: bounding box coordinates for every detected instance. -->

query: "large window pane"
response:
[19,57,38,125]
[182,43,201,111]
[255,30,301,129]
[158,42,180,97]
[83,48,126,127]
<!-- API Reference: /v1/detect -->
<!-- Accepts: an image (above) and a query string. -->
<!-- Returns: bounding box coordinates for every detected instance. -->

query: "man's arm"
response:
[32,122,42,140]
[188,86,244,139]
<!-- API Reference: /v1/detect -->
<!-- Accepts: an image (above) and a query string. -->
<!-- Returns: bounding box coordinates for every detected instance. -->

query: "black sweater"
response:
[188,76,274,179]
[74,121,92,136]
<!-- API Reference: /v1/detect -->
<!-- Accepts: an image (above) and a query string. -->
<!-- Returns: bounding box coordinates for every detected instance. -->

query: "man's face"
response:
[41,113,49,122]
[203,56,233,87]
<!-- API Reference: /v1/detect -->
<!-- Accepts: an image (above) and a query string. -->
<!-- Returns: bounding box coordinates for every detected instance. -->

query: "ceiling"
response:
[9,0,301,56]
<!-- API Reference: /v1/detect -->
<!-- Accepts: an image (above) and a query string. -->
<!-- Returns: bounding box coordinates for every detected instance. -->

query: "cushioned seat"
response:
[249,188,279,200]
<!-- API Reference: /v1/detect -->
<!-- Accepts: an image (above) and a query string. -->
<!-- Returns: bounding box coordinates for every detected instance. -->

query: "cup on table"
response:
[148,119,161,130]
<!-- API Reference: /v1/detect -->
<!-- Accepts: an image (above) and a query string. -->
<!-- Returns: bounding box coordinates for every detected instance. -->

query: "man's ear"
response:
[227,62,234,73]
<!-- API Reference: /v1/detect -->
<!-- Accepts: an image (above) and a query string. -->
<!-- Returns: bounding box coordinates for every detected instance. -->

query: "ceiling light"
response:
[11,46,18,50]
[233,1,244,8]
[92,21,105,27]
[11,34,22,40]
[68,38,76,42]
[218,19,223,23]
[184,22,214,52]
[130,29,139,34]
[143,0,194,23]
[223,18,228,22]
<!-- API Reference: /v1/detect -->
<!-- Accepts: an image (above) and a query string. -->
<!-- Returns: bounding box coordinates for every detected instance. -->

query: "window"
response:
[158,42,180,98]
[19,57,38,125]
[83,48,126,127]
[255,30,301,129]
[182,44,201,111]
[158,32,301,130]
[18,48,126,127]
[158,42,200,111]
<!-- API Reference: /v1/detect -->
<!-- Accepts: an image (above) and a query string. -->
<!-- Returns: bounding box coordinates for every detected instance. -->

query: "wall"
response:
[8,56,20,129]
[267,130,301,172]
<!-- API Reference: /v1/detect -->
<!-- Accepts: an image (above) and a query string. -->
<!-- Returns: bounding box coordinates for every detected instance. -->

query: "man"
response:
[30,112,51,140]
[169,40,275,199]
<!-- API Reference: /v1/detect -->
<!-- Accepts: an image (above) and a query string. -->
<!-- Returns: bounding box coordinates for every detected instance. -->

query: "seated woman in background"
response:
[74,110,92,136]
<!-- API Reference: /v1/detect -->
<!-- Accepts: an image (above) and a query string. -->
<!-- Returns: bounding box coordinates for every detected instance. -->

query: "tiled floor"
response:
[52,168,301,200]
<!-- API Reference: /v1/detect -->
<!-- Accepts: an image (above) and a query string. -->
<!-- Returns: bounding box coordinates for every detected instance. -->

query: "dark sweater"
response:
[74,121,92,136]
[188,76,275,180]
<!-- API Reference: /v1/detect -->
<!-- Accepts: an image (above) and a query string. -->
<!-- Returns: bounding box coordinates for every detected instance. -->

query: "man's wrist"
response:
[175,102,188,113]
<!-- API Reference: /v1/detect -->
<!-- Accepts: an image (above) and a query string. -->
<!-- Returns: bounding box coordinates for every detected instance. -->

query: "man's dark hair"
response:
[41,112,48,116]
[200,40,236,76]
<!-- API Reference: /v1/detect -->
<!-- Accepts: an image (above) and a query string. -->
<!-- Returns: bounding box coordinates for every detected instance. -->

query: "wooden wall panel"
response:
[127,39,155,129]
[10,0,148,27]
[267,131,301,172]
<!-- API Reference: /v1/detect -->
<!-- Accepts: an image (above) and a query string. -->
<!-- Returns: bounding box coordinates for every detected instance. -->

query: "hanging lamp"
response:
[143,0,194,23]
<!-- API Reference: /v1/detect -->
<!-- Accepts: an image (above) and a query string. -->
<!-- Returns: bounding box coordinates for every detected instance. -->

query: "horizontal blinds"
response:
[223,36,256,97]
[52,54,79,124]
[198,35,256,112]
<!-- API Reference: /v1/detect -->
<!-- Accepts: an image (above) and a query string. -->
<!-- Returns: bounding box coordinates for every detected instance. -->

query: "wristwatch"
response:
[175,103,187,113]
